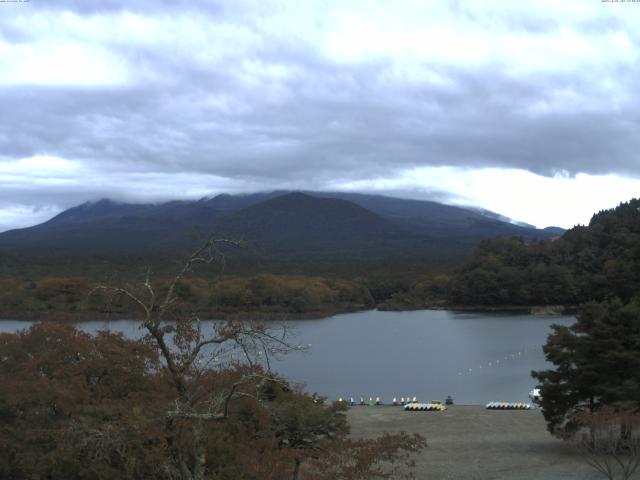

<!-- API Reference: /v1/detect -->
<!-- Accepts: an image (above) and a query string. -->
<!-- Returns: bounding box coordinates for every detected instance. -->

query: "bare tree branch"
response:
[90,236,299,480]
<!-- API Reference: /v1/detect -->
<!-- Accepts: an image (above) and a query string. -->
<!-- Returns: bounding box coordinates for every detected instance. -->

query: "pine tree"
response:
[532,297,640,435]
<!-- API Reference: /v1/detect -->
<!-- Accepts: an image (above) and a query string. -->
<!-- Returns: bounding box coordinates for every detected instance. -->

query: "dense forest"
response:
[0,274,375,320]
[4,199,638,318]
[389,198,640,310]
[0,254,453,320]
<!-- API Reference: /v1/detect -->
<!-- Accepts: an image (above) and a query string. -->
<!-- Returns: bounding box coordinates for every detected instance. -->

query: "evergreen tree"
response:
[532,298,640,435]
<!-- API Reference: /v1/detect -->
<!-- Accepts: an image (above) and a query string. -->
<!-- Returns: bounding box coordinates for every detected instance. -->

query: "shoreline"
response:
[0,303,370,323]
[0,302,577,323]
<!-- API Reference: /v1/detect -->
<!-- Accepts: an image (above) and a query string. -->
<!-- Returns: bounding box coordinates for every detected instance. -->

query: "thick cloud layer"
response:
[1,0,639,230]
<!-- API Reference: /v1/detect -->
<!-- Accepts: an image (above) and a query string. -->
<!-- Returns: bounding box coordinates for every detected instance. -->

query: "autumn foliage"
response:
[0,322,424,479]
[0,273,374,319]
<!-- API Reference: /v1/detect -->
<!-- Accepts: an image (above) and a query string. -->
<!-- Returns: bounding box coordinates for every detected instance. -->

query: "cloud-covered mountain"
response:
[0,191,562,260]
[1,1,640,232]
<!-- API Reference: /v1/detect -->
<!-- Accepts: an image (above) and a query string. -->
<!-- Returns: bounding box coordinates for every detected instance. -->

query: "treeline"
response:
[449,199,640,306]
[0,274,377,319]
[175,274,375,316]
[383,198,640,309]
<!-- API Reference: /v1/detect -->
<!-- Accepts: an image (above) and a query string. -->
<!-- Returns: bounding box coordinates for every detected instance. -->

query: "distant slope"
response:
[0,191,563,259]
[199,190,562,241]
[210,192,415,258]
[0,199,223,253]
[306,191,557,239]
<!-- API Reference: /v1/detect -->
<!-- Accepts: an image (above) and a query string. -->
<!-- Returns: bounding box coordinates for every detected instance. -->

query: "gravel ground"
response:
[347,405,632,480]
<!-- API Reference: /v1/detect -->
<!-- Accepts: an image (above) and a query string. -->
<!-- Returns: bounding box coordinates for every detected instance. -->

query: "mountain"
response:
[214,193,402,242]
[0,191,563,260]
[306,192,548,238]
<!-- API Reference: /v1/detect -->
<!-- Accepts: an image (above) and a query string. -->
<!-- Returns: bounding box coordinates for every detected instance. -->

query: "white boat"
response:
[528,388,541,403]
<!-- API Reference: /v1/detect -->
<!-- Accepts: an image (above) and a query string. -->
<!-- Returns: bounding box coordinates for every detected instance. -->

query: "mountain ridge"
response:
[0,191,563,260]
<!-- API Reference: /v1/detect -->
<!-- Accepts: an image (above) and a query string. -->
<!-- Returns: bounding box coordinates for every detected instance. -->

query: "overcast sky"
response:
[1,0,639,231]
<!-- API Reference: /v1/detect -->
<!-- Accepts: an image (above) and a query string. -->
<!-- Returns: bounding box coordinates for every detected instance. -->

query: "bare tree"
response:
[93,237,303,480]
[575,408,640,480]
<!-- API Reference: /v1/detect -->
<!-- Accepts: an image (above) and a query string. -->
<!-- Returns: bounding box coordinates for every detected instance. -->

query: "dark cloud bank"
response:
[0,0,638,230]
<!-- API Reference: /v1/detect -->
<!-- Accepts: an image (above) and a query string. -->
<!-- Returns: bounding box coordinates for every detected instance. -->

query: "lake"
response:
[0,309,574,405]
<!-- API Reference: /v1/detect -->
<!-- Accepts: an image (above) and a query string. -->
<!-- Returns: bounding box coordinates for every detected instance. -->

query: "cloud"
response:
[332,167,640,228]
[0,0,639,230]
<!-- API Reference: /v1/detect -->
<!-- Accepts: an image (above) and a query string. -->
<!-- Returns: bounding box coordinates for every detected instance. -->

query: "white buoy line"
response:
[456,344,540,377]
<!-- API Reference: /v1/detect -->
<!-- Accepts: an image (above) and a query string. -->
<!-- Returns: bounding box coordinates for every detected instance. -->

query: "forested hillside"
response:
[447,199,640,306]
[0,191,560,260]
[4,198,637,317]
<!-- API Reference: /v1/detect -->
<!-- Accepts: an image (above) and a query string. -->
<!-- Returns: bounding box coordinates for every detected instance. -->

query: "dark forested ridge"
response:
[445,198,640,307]
[4,195,638,317]
[0,191,570,319]
[0,191,560,260]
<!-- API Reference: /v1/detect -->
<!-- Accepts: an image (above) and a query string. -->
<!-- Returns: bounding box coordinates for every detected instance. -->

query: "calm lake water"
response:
[0,309,574,405]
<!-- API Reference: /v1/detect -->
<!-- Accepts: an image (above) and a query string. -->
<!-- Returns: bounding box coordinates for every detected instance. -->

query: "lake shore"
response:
[0,302,577,323]
[379,303,578,316]
[0,302,369,322]
[347,405,601,480]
